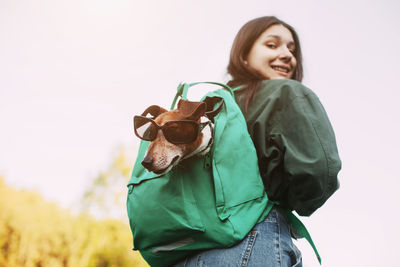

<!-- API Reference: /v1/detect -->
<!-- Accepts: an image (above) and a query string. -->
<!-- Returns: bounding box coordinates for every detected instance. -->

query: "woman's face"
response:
[246,24,297,80]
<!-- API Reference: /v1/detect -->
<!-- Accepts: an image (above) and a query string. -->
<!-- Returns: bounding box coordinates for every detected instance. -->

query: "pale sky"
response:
[1,0,399,266]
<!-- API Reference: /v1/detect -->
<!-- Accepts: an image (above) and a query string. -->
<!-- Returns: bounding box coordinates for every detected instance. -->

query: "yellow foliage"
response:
[0,177,149,267]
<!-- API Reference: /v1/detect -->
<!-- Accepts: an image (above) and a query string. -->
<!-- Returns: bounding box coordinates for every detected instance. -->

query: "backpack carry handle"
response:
[170,82,235,110]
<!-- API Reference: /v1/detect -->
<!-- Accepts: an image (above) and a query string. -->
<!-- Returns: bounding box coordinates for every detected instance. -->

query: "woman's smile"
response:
[271,64,292,76]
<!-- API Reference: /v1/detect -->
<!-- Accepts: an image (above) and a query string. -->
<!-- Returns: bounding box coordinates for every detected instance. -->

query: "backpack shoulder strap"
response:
[170,82,235,110]
[286,211,322,265]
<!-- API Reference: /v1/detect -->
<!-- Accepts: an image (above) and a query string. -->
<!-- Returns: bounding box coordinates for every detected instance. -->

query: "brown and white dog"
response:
[141,99,213,175]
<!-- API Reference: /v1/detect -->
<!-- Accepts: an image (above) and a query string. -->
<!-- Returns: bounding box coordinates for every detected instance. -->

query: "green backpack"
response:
[127,82,320,266]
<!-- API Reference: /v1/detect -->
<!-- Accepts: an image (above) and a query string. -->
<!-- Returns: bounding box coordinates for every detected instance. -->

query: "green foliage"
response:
[81,146,135,220]
[0,176,148,267]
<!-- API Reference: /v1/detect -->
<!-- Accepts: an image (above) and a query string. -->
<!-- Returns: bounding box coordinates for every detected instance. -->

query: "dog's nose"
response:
[141,156,154,171]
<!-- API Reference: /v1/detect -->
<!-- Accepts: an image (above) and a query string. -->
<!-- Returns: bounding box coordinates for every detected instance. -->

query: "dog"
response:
[136,99,215,175]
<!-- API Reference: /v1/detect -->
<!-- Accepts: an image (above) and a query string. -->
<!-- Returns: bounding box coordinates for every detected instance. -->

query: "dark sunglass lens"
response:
[135,117,156,141]
[164,121,198,144]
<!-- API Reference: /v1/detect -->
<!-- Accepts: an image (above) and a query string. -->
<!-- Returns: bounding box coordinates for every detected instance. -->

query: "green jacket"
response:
[234,79,341,216]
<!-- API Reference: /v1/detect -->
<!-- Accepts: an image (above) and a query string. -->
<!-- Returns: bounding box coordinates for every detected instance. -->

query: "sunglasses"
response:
[134,116,210,144]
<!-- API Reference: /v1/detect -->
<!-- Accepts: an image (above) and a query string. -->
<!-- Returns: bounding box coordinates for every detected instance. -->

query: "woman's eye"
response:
[266,43,276,48]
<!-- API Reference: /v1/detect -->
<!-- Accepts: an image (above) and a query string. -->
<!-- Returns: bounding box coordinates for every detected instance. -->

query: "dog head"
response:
[140,99,212,175]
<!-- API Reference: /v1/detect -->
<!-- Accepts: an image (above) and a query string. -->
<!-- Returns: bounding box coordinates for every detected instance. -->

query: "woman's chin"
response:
[270,76,288,80]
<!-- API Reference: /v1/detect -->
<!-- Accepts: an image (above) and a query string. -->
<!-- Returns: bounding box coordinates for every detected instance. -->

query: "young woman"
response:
[174,16,341,267]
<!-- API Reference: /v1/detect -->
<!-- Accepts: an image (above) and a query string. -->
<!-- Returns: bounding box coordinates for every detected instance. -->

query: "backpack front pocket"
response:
[127,166,205,251]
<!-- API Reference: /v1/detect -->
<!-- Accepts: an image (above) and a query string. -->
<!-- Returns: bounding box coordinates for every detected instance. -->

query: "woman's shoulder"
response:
[258,79,315,100]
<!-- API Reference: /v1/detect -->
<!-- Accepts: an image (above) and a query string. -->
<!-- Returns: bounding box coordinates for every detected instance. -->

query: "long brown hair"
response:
[227,16,303,111]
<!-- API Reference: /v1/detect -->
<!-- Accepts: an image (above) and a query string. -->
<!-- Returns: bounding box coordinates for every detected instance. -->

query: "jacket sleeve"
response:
[248,80,341,216]
[274,82,341,216]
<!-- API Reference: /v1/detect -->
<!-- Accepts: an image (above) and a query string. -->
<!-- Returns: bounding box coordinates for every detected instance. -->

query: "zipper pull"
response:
[204,152,212,170]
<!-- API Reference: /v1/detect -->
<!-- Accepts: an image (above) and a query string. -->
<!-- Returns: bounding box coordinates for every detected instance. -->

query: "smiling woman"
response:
[171,16,341,267]
[227,16,303,112]
[246,24,297,79]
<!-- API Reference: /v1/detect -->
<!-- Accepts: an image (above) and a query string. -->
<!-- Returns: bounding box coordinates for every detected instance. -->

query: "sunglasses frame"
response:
[134,116,210,144]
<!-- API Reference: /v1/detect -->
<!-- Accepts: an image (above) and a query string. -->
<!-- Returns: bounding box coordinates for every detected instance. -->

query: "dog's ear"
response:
[203,96,224,122]
[141,105,168,118]
[177,99,206,120]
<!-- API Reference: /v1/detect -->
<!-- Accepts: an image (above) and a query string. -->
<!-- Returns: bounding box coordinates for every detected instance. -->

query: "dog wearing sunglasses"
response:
[135,99,217,175]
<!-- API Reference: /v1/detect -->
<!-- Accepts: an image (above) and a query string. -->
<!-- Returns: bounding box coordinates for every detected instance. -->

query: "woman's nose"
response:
[278,47,293,60]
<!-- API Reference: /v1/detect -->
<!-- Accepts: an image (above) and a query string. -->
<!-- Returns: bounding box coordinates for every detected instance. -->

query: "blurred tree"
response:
[80,145,137,220]
[0,176,148,267]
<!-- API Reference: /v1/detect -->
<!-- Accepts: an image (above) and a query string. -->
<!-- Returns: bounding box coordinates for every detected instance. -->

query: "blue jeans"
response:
[174,207,302,267]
